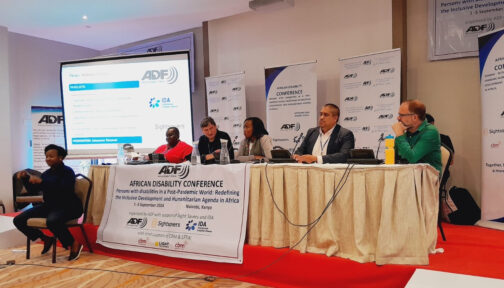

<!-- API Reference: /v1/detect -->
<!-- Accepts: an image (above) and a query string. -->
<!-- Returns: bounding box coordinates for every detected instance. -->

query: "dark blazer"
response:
[294,124,355,163]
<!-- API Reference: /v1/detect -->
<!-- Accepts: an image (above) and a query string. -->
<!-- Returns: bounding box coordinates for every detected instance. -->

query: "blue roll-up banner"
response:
[479,27,504,224]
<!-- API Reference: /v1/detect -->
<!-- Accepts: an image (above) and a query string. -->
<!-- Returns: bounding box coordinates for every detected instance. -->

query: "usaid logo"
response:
[127,217,148,228]
[343,116,357,122]
[379,92,395,98]
[38,115,64,124]
[466,22,495,33]
[233,106,242,111]
[362,60,372,65]
[363,81,372,86]
[362,126,370,131]
[155,241,170,248]
[142,67,178,84]
[209,90,218,95]
[232,87,242,91]
[158,165,190,179]
[380,68,395,74]
[378,114,394,119]
[281,123,301,131]
[344,73,357,79]
[364,105,373,111]
[210,108,219,113]
[344,96,358,102]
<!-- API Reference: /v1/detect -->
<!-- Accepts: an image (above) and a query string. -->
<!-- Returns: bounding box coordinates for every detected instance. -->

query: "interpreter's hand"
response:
[392,122,407,137]
[294,154,317,164]
[205,153,215,160]
[28,175,42,184]
[254,155,265,160]
[17,170,28,179]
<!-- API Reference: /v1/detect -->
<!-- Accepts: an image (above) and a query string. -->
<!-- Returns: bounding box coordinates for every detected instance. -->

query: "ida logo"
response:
[127,217,148,228]
[186,220,197,231]
[158,165,190,179]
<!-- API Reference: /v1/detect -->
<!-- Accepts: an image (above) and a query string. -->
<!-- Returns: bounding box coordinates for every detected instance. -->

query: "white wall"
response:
[208,0,392,122]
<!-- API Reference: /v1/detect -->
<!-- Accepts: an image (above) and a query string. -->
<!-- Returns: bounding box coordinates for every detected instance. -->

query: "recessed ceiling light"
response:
[82,15,88,20]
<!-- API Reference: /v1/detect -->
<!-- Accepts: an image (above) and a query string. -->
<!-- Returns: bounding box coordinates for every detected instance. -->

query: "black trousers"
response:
[13,204,82,248]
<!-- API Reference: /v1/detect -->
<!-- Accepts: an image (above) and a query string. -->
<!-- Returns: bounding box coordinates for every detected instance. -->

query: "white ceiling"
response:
[0,0,251,50]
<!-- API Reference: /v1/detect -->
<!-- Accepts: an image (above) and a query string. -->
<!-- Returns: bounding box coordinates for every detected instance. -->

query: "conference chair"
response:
[25,174,94,263]
[12,169,43,211]
[438,144,453,242]
[0,200,5,214]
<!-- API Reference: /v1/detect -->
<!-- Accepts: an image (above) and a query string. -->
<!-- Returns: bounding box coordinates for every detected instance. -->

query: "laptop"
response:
[347,149,383,164]
[269,149,297,163]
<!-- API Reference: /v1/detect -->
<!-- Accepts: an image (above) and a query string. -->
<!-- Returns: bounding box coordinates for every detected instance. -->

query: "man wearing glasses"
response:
[392,100,441,173]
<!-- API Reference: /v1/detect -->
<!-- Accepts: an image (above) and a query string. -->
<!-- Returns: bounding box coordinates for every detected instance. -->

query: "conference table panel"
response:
[87,163,439,265]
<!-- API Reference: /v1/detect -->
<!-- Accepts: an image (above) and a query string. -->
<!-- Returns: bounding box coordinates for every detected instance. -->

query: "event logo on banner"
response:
[206,72,246,148]
[31,106,82,172]
[265,61,317,152]
[97,163,250,263]
[429,0,504,61]
[478,27,504,222]
[339,49,401,159]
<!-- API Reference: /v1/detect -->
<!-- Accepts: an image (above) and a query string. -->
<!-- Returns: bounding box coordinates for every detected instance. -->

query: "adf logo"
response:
[127,217,148,228]
[158,165,190,179]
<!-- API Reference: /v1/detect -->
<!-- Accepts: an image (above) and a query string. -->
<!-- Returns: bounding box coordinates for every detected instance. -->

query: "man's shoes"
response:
[68,244,83,261]
[41,237,53,255]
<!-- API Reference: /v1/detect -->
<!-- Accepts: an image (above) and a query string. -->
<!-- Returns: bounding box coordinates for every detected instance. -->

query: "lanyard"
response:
[319,136,329,155]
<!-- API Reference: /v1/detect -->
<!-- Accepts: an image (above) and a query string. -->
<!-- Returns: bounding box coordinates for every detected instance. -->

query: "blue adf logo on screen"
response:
[149,97,160,108]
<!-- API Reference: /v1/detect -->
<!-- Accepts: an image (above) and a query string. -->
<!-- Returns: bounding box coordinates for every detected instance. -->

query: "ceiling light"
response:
[82,15,88,21]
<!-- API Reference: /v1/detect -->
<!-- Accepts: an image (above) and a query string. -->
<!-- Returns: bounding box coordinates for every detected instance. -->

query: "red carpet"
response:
[65,223,503,288]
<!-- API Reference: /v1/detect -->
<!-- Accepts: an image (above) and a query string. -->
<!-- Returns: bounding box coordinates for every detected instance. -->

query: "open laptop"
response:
[347,149,383,164]
[269,149,297,163]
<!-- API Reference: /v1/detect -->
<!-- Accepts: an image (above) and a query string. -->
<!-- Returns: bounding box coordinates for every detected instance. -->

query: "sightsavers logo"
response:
[281,123,300,131]
[141,67,179,84]
[158,165,190,179]
[466,22,495,34]
[151,219,180,228]
[127,217,148,228]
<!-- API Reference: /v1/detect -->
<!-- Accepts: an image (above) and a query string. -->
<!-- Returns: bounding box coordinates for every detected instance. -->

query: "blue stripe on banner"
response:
[264,66,287,100]
[69,81,140,91]
[31,106,62,113]
[72,136,142,144]
[479,30,504,79]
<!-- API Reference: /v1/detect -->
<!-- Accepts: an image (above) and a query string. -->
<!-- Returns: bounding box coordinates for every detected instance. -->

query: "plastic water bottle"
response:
[190,141,201,165]
[117,144,125,165]
[220,139,230,165]
[384,135,395,165]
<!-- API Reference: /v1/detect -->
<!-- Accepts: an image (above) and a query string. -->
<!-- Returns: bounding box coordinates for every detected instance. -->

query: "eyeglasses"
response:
[398,113,414,117]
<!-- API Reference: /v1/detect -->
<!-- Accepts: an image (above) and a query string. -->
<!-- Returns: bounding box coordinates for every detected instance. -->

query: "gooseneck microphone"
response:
[376,132,385,159]
[291,132,304,155]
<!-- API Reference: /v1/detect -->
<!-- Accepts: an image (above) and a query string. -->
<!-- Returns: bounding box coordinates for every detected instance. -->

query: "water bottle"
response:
[117,144,125,165]
[220,139,230,165]
[190,141,201,165]
[384,135,395,165]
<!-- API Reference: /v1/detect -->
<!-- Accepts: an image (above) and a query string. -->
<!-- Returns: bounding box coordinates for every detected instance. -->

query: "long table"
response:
[86,163,440,265]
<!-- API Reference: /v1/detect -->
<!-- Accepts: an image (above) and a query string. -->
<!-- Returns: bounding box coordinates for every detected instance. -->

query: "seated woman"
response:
[13,144,84,261]
[237,117,273,162]
[153,127,192,163]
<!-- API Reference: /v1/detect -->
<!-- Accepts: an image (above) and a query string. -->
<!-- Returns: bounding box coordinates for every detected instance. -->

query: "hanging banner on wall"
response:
[31,106,82,172]
[428,0,504,61]
[478,27,504,223]
[206,72,247,149]
[265,61,317,152]
[97,164,250,263]
[339,49,401,159]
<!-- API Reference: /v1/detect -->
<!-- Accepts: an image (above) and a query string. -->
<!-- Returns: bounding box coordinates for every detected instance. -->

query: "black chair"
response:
[0,200,5,214]
[12,169,43,211]
[26,174,94,263]
[438,144,453,241]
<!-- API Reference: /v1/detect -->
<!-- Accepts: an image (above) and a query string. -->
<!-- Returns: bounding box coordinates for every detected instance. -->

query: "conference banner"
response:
[429,0,504,61]
[265,61,317,152]
[206,72,246,149]
[478,27,504,223]
[31,106,82,172]
[339,49,401,159]
[97,163,250,263]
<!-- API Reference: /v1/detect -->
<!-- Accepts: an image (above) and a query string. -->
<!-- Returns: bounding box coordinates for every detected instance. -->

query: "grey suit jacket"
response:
[294,125,355,163]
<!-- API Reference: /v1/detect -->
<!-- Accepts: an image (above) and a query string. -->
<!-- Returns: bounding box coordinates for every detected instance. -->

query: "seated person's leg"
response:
[13,204,49,241]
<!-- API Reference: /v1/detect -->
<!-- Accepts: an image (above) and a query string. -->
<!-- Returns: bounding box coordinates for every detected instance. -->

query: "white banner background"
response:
[265,62,317,153]
[97,163,250,263]
[429,0,504,61]
[206,72,247,149]
[339,49,401,159]
[479,27,504,222]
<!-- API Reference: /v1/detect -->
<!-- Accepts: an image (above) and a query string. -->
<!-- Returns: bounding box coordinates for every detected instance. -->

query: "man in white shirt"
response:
[293,104,355,164]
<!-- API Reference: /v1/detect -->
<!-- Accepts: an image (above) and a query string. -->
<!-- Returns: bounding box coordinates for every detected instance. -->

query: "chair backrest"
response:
[440,144,453,189]
[74,173,93,224]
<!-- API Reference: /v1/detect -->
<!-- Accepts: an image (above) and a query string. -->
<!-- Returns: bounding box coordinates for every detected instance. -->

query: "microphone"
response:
[291,132,304,155]
[376,133,385,159]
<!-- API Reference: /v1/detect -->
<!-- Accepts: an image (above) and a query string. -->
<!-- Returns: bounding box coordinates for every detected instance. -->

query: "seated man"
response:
[13,144,84,261]
[294,103,355,163]
[197,117,235,164]
[153,127,192,163]
[392,100,441,173]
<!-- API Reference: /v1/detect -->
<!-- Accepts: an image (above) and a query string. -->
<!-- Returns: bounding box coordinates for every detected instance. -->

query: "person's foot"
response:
[68,241,83,261]
[40,235,53,255]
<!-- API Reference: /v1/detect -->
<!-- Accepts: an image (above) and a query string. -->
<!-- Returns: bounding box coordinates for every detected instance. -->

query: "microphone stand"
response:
[376,133,385,159]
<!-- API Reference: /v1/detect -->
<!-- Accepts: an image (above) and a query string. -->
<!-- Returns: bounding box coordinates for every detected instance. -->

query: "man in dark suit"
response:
[294,103,355,163]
